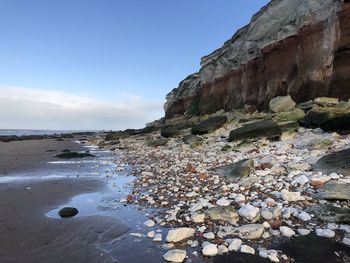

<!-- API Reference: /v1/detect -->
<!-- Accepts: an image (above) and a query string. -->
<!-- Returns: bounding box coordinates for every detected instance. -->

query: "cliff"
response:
[165,0,350,119]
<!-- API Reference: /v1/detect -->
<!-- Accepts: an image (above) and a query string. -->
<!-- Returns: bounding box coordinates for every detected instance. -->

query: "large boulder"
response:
[229,120,282,142]
[300,108,350,134]
[316,181,350,201]
[105,127,154,141]
[191,116,227,135]
[319,113,350,134]
[315,148,350,176]
[275,108,305,122]
[269,95,296,113]
[160,127,182,138]
[307,204,350,223]
[215,159,254,182]
[280,235,350,263]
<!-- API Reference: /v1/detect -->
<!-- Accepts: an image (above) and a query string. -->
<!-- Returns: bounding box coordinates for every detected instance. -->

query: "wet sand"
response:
[0,138,129,263]
[0,139,85,174]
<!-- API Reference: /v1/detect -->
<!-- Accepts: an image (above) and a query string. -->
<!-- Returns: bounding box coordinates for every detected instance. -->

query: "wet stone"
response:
[58,207,79,218]
[315,148,350,177]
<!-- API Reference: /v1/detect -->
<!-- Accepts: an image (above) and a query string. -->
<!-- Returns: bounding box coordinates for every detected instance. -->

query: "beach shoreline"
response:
[0,137,130,263]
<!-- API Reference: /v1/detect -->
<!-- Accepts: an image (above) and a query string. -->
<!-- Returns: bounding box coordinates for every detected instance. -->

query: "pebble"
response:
[280,226,296,237]
[297,229,311,236]
[147,231,155,238]
[162,243,175,249]
[202,243,218,257]
[292,175,309,186]
[166,228,195,243]
[192,213,205,223]
[217,245,229,255]
[261,210,274,220]
[163,249,187,263]
[298,211,311,221]
[203,232,215,239]
[216,197,231,206]
[144,219,155,227]
[280,189,305,202]
[191,240,199,248]
[129,233,144,238]
[228,239,242,251]
[153,233,162,242]
[343,237,350,246]
[259,249,279,262]
[316,229,335,238]
[240,245,255,254]
[238,204,260,221]
[329,173,340,179]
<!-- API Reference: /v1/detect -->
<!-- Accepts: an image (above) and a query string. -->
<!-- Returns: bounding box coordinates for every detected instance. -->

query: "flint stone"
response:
[166,228,195,243]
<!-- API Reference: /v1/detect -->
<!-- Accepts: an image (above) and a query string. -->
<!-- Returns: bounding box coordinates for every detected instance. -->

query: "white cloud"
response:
[0,86,164,130]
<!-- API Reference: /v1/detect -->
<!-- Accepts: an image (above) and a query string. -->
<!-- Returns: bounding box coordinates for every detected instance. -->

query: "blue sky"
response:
[0,0,269,130]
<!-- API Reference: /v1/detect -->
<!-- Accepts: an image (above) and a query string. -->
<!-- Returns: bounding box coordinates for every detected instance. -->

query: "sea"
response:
[0,129,99,136]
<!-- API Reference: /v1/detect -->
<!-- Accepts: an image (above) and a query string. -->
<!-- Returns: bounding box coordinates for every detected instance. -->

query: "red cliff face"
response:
[164,0,350,119]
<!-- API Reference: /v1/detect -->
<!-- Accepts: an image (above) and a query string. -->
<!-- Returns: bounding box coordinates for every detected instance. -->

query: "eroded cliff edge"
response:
[165,0,350,119]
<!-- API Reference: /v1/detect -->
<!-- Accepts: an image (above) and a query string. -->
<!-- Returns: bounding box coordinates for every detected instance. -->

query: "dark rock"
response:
[105,127,155,141]
[55,152,95,159]
[320,113,350,134]
[191,116,227,135]
[298,101,314,112]
[215,159,254,182]
[300,108,350,134]
[182,135,203,147]
[279,234,350,263]
[229,120,282,142]
[315,148,350,176]
[160,127,182,138]
[300,109,332,128]
[307,204,350,223]
[146,138,168,147]
[316,181,350,200]
[105,130,136,141]
[62,149,71,153]
[58,207,79,218]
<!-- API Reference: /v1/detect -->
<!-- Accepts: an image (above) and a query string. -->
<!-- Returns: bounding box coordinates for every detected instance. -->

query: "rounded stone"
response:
[58,207,78,218]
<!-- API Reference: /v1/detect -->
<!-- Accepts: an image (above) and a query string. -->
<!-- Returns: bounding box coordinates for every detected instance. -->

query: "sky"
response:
[0,0,269,130]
